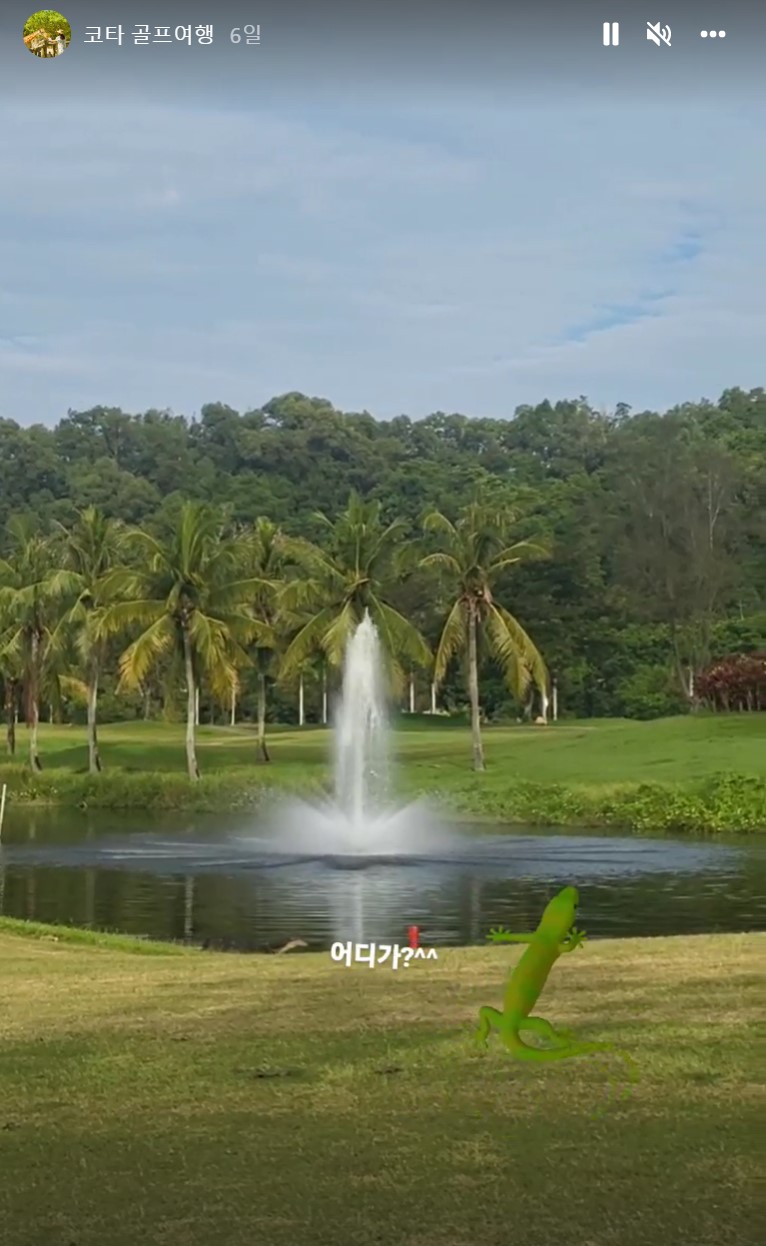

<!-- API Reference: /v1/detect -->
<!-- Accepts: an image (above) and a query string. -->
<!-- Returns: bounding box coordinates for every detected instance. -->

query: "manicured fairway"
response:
[4,712,764,783]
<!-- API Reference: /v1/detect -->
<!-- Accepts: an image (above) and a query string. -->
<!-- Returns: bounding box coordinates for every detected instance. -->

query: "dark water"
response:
[0,806,763,949]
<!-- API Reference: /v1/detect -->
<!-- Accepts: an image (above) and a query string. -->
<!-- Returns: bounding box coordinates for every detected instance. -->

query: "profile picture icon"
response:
[23,10,71,57]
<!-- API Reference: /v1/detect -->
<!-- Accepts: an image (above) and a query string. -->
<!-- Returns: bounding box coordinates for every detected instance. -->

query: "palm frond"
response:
[419,551,463,577]
[99,567,150,602]
[186,612,240,701]
[422,510,458,539]
[320,601,358,668]
[105,598,167,633]
[46,568,85,600]
[485,603,548,699]
[277,575,326,616]
[488,540,550,576]
[118,615,176,690]
[432,600,467,686]
[277,534,344,589]
[366,517,409,571]
[370,599,431,670]
[279,607,338,678]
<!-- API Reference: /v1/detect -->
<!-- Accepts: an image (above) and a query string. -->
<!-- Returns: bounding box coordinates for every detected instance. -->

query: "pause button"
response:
[603,21,620,46]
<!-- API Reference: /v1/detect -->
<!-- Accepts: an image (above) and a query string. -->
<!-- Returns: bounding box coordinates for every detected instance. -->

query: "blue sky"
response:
[2,3,764,425]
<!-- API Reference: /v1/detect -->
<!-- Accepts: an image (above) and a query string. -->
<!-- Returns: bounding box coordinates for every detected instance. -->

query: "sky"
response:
[2,1,765,427]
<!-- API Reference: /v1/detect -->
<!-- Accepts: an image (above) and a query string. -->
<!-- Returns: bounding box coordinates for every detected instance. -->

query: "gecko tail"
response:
[502,1031,616,1062]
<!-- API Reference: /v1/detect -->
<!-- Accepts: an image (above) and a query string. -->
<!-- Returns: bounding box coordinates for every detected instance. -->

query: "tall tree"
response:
[105,502,265,779]
[608,415,745,700]
[278,491,431,693]
[421,499,548,771]
[49,507,129,774]
[0,518,60,769]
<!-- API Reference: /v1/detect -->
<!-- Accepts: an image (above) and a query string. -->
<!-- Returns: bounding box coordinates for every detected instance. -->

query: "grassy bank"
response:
[1,714,765,831]
[0,921,761,1246]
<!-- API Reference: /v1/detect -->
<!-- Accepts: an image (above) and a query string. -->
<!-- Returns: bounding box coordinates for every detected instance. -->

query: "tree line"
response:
[0,494,550,777]
[0,385,763,772]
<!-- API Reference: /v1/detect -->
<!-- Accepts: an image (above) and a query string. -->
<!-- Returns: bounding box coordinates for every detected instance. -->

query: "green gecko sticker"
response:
[477,887,639,1113]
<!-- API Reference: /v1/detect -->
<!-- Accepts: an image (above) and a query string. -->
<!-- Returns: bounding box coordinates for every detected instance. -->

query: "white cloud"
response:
[0,94,762,424]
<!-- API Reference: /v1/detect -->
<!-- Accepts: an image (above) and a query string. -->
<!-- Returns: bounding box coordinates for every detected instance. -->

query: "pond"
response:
[0,806,764,949]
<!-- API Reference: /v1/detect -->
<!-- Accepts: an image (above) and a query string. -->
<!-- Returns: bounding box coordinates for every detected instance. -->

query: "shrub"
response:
[696,652,766,713]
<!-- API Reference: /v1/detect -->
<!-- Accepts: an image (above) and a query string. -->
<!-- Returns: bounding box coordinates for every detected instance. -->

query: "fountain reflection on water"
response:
[265,611,450,860]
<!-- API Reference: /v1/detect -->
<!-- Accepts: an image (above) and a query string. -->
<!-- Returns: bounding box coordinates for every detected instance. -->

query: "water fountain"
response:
[267,610,447,860]
[333,609,390,834]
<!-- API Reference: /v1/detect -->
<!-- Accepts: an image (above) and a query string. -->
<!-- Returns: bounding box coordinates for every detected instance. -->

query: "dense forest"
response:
[0,387,764,755]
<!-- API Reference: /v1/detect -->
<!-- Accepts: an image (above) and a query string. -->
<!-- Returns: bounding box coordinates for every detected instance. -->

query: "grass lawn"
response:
[5,712,765,784]
[0,922,761,1246]
[1,713,764,829]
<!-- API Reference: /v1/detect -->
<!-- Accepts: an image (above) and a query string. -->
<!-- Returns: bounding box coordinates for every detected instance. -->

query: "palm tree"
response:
[104,502,267,780]
[49,507,129,774]
[421,500,548,771]
[0,583,23,756]
[244,517,284,762]
[0,616,21,757]
[278,491,430,692]
[0,518,61,770]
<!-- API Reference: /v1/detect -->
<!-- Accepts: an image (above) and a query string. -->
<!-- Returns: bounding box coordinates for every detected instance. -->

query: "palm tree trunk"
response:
[298,673,305,726]
[142,682,151,720]
[87,661,102,774]
[27,633,42,771]
[256,672,270,762]
[230,684,236,726]
[182,629,200,780]
[409,673,415,713]
[467,606,485,771]
[5,682,16,756]
[322,666,328,725]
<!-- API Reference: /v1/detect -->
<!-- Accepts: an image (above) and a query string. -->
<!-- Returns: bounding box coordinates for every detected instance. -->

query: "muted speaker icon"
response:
[646,21,672,46]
